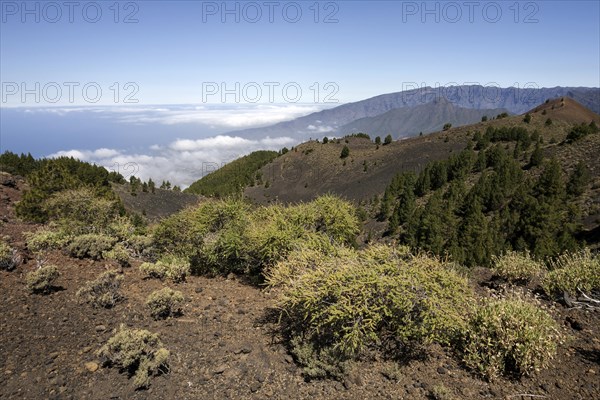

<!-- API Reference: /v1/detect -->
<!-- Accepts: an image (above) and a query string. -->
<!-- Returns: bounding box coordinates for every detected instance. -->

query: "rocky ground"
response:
[1,175,599,400]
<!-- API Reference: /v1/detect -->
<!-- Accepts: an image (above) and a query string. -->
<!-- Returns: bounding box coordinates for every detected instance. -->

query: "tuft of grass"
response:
[288,335,349,380]
[491,251,545,283]
[542,249,600,297]
[430,384,456,400]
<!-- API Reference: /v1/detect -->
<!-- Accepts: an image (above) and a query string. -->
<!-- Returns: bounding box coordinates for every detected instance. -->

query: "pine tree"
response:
[340,145,350,159]
[529,142,543,167]
[567,161,590,197]
[456,201,491,266]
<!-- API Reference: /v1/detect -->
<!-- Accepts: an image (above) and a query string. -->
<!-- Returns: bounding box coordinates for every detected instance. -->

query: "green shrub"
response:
[305,195,360,244]
[43,188,120,234]
[15,157,122,223]
[269,245,473,363]
[146,288,184,320]
[542,249,600,296]
[67,234,117,260]
[102,243,130,267]
[127,234,155,258]
[461,296,561,379]
[77,270,124,308]
[154,196,359,277]
[97,325,169,388]
[492,251,545,283]
[107,216,136,241]
[0,241,18,271]
[24,228,70,253]
[26,265,59,293]
[244,204,336,274]
[140,255,190,283]
[153,199,250,259]
[139,262,166,279]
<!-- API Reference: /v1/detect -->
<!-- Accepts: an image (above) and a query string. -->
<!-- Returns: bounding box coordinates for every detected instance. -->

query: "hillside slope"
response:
[245,98,600,205]
[112,184,201,221]
[185,150,278,198]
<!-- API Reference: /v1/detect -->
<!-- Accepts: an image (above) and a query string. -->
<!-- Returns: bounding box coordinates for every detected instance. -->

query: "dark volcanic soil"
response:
[1,176,599,400]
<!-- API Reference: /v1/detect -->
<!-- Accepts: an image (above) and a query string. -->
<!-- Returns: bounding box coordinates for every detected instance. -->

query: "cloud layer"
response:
[18,104,322,128]
[48,135,297,188]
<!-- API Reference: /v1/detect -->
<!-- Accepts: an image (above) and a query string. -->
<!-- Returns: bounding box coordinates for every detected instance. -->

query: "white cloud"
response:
[48,148,122,160]
[169,136,253,151]
[306,124,335,133]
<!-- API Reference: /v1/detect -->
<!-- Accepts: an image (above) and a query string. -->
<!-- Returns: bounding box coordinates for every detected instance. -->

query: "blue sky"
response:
[1,1,599,186]
[2,0,599,106]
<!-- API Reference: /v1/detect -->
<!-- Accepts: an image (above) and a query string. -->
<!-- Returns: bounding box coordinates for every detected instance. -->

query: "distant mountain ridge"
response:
[226,85,599,140]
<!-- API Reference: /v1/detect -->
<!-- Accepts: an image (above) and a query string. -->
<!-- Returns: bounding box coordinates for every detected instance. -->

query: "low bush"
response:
[139,255,190,283]
[97,325,169,388]
[77,270,124,308]
[107,216,137,241]
[24,228,71,253]
[268,244,473,376]
[67,234,117,260]
[0,240,18,271]
[243,205,335,274]
[154,196,359,277]
[542,249,600,296]
[127,234,155,258]
[153,199,250,259]
[102,243,130,267]
[491,251,545,283]
[26,265,59,293]
[146,288,184,319]
[43,188,121,234]
[461,296,561,379]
